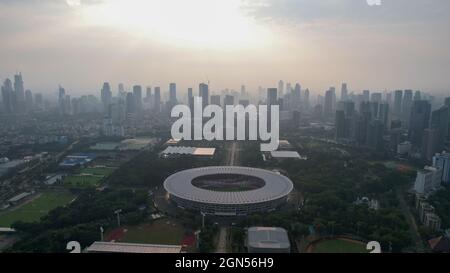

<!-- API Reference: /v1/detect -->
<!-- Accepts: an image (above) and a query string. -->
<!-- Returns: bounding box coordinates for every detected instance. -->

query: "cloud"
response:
[242,0,450,25]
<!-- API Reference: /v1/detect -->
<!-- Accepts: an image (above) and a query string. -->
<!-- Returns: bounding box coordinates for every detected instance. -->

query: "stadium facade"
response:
[163,166,294,216]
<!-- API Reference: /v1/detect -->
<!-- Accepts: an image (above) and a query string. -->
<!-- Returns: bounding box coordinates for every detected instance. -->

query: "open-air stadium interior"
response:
[163,166,294,216]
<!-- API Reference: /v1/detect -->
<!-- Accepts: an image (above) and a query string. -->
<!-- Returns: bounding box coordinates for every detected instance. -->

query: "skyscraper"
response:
[118,83,126,98]
[187,88,194,112]
[199,83,209,108]
[402,89,413,128]
[371,93,382,103]
[126,92,135,114]
[366,119,384,150]
[409,100,431,148]
[430,106,449,153]
[14,73,25,113]
[133,85,143,111]
[324,87,336,118]
[278,80,284,98]
[25,89,33,111]
[224,94,235,106]
[363,90,370,102]
[154,87,161,112]
[267,88,278,106]
[293,84,301,110]
[422,129,439,161]
[445,97,450,140]
[303,88,310,111]
[169,83,177,105]
[101,82,112,111]
[335,110,346,140]
[394,90,403,116]
[210,95,221,106]
[340,83,348,101]
[1,79,13,113]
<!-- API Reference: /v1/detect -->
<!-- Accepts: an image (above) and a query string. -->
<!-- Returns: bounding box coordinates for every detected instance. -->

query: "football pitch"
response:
[0,192,75,227]
[64,167,115,188]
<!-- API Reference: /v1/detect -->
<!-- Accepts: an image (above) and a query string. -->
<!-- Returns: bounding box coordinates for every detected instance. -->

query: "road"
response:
[226,141,240,166]
[396,188,425,252]
[215,227,228,253]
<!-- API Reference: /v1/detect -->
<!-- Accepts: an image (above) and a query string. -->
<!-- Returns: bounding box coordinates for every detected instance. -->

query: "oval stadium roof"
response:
[163,166,294,205]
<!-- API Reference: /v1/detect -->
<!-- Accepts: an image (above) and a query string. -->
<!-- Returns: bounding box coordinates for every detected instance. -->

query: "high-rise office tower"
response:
[379,102,390,129]
[341,83,348,101]
[386,92,392,106]
[25,89,33,111]
[422,128,439,161]
[371,93,382,103]
[394,90,403,116]
[430,106,449,153]
[101,82,112,111]
[445,97,450,140]
[267,88,278,106]
[408,100,431,147]
[304,88,310,111]
[199,83,209,108]
[240,85,247,98]
[187,88,194,111]
[58,86,67,115]
[402,89,413,128]
[118,83,126,98]
[363,90,370,102]
[169,83,177,105]
[335,110,346,140]
[34,93,43,110]
[366,119,384,150]
[224,94,235,106]
[13,73,25,113]
[210,95,221,106]
[154,87,161,112]
[133,85,143,111]
[1,78,13,113]
[414,91,421,101]
[126,92,135,114]
[278,80,284,98]
[324,87,336,118]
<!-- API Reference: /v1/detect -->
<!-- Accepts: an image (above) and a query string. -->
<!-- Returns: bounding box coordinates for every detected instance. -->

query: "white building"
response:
[414,166,442,195]
[433,152,450,184]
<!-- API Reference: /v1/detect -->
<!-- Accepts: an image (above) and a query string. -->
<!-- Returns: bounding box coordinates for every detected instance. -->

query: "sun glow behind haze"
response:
[75,0,270,50]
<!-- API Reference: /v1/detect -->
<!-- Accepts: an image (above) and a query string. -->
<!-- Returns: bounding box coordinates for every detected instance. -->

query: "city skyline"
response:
[1,0,450,95]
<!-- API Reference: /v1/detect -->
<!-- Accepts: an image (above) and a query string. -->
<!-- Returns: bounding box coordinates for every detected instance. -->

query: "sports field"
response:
[64,167,115,188]
[309,238,369,253]
[0,192,74,227]
[106,220,185,245]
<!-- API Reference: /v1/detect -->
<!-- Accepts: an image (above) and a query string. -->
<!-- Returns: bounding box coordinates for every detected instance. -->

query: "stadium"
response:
[163,166,294,216]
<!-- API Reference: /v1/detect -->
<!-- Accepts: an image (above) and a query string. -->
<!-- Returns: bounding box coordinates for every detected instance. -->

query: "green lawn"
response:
[119,220,185,245]
[64,175,103,187]
[312,239,369,253]
[0,192,74,227]
[64,167,115,188]
[81,167,115,176]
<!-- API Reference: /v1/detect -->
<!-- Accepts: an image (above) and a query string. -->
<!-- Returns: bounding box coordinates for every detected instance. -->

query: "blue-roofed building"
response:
[59,153,96,168]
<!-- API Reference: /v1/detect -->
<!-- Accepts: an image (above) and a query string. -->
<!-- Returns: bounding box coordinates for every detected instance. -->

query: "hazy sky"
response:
[1,0,450,96]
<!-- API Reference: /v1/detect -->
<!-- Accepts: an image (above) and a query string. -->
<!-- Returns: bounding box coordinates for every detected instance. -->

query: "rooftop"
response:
[85,241,182,253]
[247,227,290,250]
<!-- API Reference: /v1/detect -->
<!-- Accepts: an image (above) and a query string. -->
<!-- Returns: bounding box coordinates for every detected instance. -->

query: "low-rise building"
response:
[246,227,291,253]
